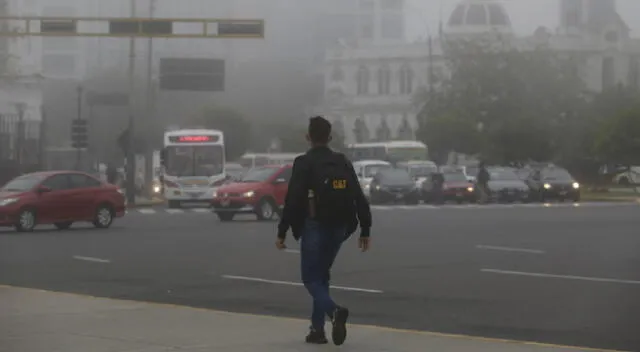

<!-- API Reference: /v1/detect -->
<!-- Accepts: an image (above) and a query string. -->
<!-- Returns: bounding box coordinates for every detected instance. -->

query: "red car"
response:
[0,171,126,232]
[421,171,476,203]
[211,165,291,221]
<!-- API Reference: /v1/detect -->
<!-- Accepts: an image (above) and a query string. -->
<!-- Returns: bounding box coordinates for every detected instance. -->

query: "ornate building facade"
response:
[318,0,640,144]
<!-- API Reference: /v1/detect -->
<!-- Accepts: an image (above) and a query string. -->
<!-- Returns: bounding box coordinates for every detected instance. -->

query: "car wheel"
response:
[168,200,181,209]
[54,222,73,230]
[15,208,37,232]
[93,204,114,229]
[216,212,235,222]
[256,198,276,221]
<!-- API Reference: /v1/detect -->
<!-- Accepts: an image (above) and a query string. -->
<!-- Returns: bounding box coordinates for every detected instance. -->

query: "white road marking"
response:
[137,208,156,214]
[481,269,640,285]
[221,275,383,293]
[191,208,210,213]
[284,249,300,254]
[476,245,545,255]
[166,209,184,214]
[73,256,110,263]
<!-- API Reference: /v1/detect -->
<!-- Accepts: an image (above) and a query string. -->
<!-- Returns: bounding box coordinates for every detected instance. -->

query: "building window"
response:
[43,53,76,76]
[448,5,465,26]
[377,65,391,94]
[602,57,615,90]
[466,4,487,26]
[356,65,370,95]
[331,66,344,81]
[381,12,404,39]
[399,64,413,94]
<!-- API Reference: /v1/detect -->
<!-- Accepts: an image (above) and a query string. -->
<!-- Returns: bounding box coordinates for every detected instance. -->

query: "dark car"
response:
[487,167,532,203]
[369,168,420,205]
[0,171,126,232]
[422,171,475,203]
[525,167,580,202]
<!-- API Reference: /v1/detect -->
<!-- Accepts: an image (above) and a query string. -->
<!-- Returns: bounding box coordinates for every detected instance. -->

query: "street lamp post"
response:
[14,102,26,172]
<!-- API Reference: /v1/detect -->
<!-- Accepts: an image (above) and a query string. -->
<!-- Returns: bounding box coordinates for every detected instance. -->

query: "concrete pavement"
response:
[0,286,615,352]
[1,203,639,351]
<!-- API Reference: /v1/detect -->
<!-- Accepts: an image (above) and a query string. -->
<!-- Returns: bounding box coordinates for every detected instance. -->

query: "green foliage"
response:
[194,106,250,161]
[593,104,640,166]
[416,38,586,165]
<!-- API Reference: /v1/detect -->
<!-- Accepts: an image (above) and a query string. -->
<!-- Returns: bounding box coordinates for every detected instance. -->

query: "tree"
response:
[193,106,250,161]
[375,118,392,141]
[416,38,585,164]
[353,118,369,143]
[593,104,640,168]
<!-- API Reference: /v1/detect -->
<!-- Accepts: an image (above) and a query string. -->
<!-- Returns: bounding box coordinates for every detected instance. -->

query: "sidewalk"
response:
[0,286,610,352]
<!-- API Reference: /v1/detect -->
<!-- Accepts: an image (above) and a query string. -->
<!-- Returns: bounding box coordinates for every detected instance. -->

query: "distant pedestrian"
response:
[106,163,118,185]
[431,171,445,204]
[276,116,372,346]
[476,161,491,203]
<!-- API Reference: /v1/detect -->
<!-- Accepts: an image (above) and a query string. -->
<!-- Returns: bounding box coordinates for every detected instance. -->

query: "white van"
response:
[397,160,438,188]
[352,160,392,199]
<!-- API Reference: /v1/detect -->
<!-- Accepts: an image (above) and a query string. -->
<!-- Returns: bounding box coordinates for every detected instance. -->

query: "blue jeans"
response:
[300,219,346,331]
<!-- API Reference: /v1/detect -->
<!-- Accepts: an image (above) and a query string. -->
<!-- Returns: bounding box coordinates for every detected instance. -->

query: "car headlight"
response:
[364,184,370,190]
[543,183,551,189]
[153,185,161,193]
[243,191,255,198]
[467,187,474,192]
[117,189,124,195]
[0,198,19,206]
[375,185,380,190]
[572,182,580,189]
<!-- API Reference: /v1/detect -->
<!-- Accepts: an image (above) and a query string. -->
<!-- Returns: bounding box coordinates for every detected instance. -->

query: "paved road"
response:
[1,202,639,351]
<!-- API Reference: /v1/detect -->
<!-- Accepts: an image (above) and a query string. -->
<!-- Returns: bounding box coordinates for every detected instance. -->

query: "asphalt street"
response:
[1,202,640,351]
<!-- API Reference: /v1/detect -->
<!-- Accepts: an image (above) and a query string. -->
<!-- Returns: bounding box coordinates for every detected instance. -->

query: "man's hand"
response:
[358,237,370,252]
[275,238,287,250]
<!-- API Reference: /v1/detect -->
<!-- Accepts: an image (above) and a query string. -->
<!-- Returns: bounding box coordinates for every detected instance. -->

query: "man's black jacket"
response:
[277,146,372,240]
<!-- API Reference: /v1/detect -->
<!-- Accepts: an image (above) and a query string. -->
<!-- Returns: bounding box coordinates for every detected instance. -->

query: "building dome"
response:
[445,0,513,35]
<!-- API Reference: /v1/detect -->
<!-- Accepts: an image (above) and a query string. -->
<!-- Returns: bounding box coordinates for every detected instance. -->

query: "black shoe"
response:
[331,307,349,346]
[305,328,328,344]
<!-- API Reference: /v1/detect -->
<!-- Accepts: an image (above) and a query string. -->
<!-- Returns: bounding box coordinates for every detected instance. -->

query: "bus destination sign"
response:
[169,135,219,143]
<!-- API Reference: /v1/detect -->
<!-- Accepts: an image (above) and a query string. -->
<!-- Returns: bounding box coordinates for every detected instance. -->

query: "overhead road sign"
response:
[0,17,265,38]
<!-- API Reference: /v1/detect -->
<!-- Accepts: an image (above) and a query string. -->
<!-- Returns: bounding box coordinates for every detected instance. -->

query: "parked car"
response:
[352,160,392,199]
[397,160,438,189]
[487,167,532,203]
[211,165,291,221]
[524,166,580,202]
[421,171,475,203]
[369,168,421,205]
[0,171,126,232]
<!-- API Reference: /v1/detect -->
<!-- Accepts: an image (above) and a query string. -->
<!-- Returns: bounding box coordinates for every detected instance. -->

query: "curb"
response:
[125,199,165,208]
[581,195,640,203]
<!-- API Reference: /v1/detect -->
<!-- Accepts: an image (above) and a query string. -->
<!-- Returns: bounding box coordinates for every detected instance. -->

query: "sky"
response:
[405,0,640,40]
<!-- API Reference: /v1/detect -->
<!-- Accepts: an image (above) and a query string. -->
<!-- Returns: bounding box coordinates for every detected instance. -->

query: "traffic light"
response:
[71,119,88,149]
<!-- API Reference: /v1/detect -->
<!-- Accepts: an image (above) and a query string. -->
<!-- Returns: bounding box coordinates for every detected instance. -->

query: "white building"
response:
[319,0,640,144]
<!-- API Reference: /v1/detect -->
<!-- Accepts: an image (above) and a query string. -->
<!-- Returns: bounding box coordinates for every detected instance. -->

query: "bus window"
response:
[238,157,254,169]
[254,156,269,167]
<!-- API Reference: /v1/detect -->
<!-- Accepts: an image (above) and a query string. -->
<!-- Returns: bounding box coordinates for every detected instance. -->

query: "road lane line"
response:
[191,208,210,213]
[72,256,110,263]
[221,275,383,293]
[284,249,300,254]
[476,245,545,254]
[166,209,184,214]
[481,269,640,285]
[137,208,156,214]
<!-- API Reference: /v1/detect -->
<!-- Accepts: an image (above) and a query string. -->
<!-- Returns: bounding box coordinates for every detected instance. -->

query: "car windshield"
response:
[240,167,278,182]
[364,164,391,178]
[443,172,468,182]
[489,169,520,181]
[408,165,438,177]
[165,145,224,177]
[542,168,573,181]
[1,174,46,192]
[379,169,413,185]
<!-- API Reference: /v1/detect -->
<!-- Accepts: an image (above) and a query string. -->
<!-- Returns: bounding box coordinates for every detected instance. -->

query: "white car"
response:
[397,160,438,189]
[352,160,392,199]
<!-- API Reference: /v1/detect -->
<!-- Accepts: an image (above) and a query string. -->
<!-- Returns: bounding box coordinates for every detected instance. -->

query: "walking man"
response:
[276,116,372,346]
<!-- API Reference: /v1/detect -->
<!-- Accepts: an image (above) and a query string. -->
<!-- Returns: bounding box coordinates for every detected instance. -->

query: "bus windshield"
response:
[165,145,224,177]
[387,147,427,161]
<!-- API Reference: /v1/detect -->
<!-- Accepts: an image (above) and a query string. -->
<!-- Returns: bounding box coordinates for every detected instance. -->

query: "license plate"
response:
[189,192,203,198]
[559,191,567,196]
[220,199,230,207]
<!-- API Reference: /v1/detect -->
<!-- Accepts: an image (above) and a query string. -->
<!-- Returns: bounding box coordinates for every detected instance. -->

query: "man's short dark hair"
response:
[308,116,332,144]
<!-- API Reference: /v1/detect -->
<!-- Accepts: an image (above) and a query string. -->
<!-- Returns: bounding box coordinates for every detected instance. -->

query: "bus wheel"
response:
[168,200,181,209]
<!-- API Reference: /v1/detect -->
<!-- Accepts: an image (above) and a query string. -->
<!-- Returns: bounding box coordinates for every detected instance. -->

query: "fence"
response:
[0,113,42,184]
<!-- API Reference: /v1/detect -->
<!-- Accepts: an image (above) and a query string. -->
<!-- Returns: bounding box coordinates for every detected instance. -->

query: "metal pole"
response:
[15,103,25,172]
[76,85,83,170]
[144,0,156,198]
[38,104,46,170]
[428,35,434,95]
[125,0,137,205]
